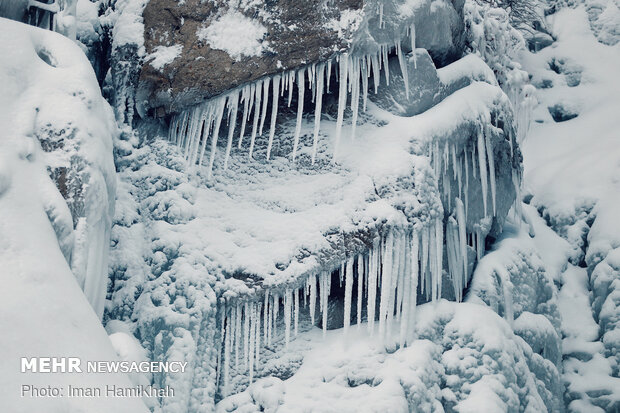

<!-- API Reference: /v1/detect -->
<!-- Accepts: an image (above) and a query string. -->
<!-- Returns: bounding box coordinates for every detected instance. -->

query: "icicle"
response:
[477,126,488,217]
[263,290,269,345]
[378,231,394,340]
[379,3,384,28]
[235,303,241,369]
[258,77,270,137]
[294,288,299,337]
[216,307,225,388]
[407,234,419,344]
[267,295,273,346]
[321,272,328,338]
[223,307,231,397]
[456,198,468,286]
[447,217,462,301]
[205,98,226,178]
[195,106,213,167]
[310,63,316,102]
[396,40,409,98]
[410,23,417,69]
[484,125,497,216]
[357,255,363,328]
[312,63,325,165]
[464,147,470,219]
[292,68,305,162]
[284,289,291,347]
[371,52,380,93]
[248,303,255,383]
[267,75,280,160]
[350,57,360,140]
[420,227,429,298]
[238,84,254,149]
[243,302,249,370]
[383,46,390,86]
[255,302,261,371]
[399,236,410,347]
[334,54,349,159]
[309,274,316,326]
[368,241,378,335]
[361,58,369,112]
[343,257,354,339]
[326,59,332,92]
[287,70,295,107]
[273,293,279,344]
[386,231,400,338]
[190,109,210,167]
[224,91,239,170]
[396,239,406,323]
[435,218,443,301]
[248,80,262,159]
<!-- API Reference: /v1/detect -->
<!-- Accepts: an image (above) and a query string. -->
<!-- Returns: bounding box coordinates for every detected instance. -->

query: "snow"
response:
[0,18,146,413]
[108,0,149,52]
[146,43,182,71]
[197,10,269,61]
[516,6,620,410]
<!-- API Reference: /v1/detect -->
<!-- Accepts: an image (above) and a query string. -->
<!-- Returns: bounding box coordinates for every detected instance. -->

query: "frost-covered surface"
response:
[0,18,146,413]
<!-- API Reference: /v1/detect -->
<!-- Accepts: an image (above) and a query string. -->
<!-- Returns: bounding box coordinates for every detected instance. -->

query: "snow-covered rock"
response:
[0,18,146,413]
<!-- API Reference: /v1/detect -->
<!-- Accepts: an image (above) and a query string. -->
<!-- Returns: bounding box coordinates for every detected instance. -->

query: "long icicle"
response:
[238,84,253,149]
[312,63,325,164]
[334,54,349,160]
[223,91,239,170]
[343,257,354,340]
[292,68,305,162]
[350,57,360,140]
[266,75,280,160]
[357,255,363,328]
[206,98,226,179]
[258,77,270,137]
[248,80,262,159]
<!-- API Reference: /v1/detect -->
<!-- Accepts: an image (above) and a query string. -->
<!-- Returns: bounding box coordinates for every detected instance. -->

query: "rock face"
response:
[0,18,147,413]
[137,0,465,117]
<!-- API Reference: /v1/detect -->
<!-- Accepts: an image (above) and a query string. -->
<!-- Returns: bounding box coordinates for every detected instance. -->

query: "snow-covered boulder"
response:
[0,18,146,413]
[0,17,117,318]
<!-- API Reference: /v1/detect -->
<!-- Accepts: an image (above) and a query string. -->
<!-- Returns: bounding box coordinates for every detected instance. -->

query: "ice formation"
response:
[168,43,416,174]
[213,209,495,396]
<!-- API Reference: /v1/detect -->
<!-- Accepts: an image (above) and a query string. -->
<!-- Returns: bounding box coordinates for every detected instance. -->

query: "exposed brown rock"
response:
[139,0,363,116]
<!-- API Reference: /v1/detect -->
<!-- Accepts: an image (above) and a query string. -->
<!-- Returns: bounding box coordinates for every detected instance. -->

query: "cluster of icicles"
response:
[168,26,417,178]
[213,112,524,395]
[215,210,473,396]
